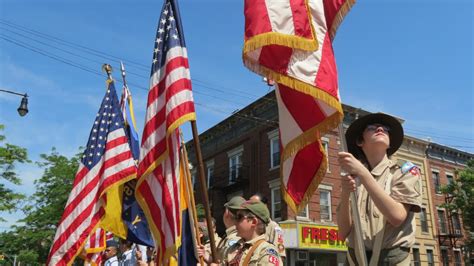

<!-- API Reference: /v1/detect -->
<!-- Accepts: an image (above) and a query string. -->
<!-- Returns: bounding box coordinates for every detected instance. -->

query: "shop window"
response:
[432,170,441,193]
[320,189,332,221]
[438,209,447,234]
[412,248,421,266]
[268,129,280,169]
[419,207,429,233]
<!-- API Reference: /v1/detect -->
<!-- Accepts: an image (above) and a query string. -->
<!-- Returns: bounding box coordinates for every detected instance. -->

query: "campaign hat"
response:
[345,113,403,158]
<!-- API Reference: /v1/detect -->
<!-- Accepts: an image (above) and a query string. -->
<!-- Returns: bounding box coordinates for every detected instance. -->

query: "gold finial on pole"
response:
[102,64,113,80]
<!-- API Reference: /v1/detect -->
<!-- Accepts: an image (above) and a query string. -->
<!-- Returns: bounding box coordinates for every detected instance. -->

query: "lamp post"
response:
[0,89,29,117]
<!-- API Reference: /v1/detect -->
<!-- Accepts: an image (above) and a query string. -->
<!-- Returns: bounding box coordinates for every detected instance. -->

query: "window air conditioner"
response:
[296,251,308,261]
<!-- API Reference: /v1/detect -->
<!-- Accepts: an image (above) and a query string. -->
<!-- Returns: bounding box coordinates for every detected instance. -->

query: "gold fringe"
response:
[167,113,196,135]
[66,221,103,266]
[244,32,318,54]
[243,57,343,115]
[282,112,343,161]
[329,0,356,40]
[281,140,329,214]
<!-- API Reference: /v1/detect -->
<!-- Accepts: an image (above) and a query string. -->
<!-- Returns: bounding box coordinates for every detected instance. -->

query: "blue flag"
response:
[120,83,154,247]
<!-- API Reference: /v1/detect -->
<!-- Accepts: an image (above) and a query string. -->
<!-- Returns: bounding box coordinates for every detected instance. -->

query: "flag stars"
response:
[93,129,97,133]
[88,161,92,165]
[97,152,101,156]
[158,28,164,34]
[172,34,178,40]
[168,16,174,22]
[161,18,166,24]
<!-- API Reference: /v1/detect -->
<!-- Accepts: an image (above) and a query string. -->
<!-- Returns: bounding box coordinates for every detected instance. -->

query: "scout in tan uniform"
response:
[336,113,422,265]
[223,199,283,266]
[198,196,244,264]
[250,193,286,258]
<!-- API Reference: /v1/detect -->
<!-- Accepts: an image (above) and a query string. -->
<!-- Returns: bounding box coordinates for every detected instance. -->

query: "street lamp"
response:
[0,89,29,117]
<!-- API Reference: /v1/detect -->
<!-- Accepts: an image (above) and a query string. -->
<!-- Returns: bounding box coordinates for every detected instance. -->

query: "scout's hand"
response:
[338,152,368,178]
[196,245,206,258]
[341,174,356,193]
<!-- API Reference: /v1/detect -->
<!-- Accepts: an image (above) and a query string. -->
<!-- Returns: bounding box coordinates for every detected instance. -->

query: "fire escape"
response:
[438,192,463,248]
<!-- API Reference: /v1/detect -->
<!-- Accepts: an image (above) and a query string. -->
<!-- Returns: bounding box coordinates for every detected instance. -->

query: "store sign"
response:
[298,224,347,250]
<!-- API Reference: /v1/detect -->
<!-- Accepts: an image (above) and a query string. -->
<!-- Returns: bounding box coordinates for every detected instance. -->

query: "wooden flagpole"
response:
[190,120,218,262]
[179,130,205,265]
[337,123,368,265]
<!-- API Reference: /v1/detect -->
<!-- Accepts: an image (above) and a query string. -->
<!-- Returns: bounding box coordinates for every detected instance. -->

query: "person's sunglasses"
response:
[366,124,390,133]
[233,213,255,221]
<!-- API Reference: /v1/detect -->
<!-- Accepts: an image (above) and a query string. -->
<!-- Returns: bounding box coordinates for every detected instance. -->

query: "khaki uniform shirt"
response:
[345,157,422,250]
[266,220,286,257]
[215,226,240,262]
[224,235,283,266]
[205,233,222,261]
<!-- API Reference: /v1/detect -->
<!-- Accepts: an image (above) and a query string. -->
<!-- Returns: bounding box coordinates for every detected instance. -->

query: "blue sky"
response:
[0,0,472,230]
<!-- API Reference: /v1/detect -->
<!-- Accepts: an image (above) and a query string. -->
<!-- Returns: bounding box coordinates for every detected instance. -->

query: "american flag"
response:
[243,0,354,212]
[47,81,137,266]
[82,229,113,266]
[136,0,195,263]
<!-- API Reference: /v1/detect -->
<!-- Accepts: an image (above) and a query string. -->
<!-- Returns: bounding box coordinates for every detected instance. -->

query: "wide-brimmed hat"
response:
[345,113,404,157]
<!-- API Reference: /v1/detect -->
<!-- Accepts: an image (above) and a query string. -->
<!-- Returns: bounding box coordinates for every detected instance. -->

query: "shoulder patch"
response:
[401,161,419,176]
[266,248,278,256]
[228,239,238,247]
[268,255,280,266]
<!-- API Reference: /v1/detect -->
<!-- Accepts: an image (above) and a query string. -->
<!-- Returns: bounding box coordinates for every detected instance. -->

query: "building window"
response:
[420,207,429,233]
[271,187,282,221]
[268,129,280,169]
[269,179,282,221]
[297,204,309,219]
[438,209,447,234]
[206,160,214,188]
[446,173,454,185]
[454,251,462,266]
[441,248,449,266]
[270,137,280,169]
[412,248,421,266]
[426,249,434,266]
[432,170,441,193]
[452,213,462,235]
[227,146,243,184]
[320,189,332,221]
[191,170,196,188]
[321,137,330,172]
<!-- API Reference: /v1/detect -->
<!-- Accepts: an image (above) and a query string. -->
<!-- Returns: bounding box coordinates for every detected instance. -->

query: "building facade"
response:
[186,90,473,265]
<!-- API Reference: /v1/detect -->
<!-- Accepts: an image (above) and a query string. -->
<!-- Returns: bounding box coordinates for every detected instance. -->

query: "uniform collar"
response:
[244,234,266,245]
[106,256,118,263]
[226,225,237,236]
[370,156,392,177]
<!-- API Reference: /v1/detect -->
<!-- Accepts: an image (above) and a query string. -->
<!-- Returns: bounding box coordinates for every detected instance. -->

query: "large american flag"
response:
[47,81,136,266]
[135,0,195,263]
[243,0,354,213]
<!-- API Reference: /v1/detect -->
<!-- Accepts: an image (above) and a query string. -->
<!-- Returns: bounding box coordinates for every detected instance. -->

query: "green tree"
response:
[441,159,474,250]
[0,124,29,219]
[0,148,80,264]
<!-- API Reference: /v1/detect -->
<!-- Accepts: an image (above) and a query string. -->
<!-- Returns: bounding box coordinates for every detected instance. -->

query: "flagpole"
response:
[190,120,218,262]
[179,130,206,265]
[120,61,128,88]
[337,123,368,265]
[102,64,113,81]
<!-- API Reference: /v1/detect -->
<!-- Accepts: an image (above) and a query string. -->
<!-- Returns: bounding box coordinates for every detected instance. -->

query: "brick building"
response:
[186,90,473,265]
